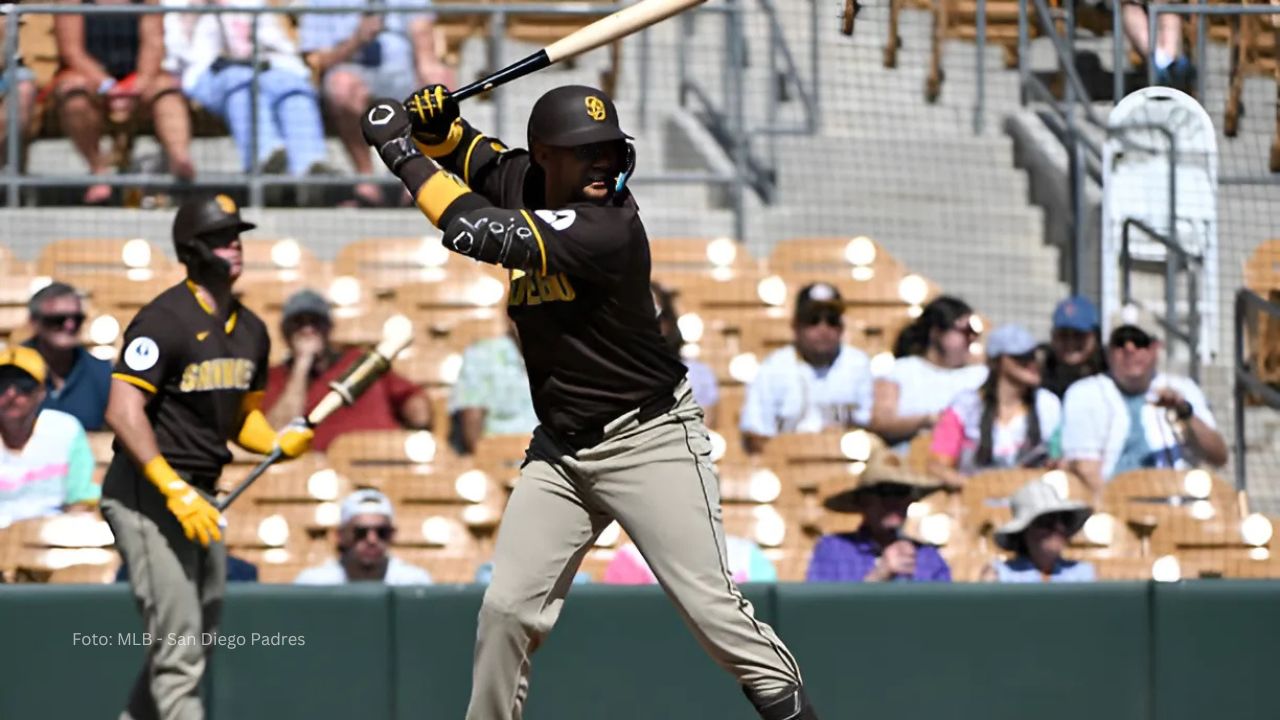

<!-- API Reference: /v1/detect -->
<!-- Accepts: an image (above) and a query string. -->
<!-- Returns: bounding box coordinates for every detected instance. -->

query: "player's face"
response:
[1050,327,1096,366]
[0,369,43,423]
[342,513,393,568]
[541,142,621,204]
[203,229,244,281]
[1108,328,1158,394]
[32,294,86,351]
[793,306,843,362]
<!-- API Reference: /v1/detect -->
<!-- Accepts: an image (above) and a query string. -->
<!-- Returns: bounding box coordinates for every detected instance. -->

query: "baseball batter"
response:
[359,85,819,719]
[101,194,313,720]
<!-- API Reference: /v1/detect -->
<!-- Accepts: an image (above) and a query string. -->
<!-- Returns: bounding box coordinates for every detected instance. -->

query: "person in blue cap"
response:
[1042,296,1107,399]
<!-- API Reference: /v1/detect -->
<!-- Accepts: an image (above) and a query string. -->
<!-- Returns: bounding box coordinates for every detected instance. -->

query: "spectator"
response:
[652,283,719,427]
[928,324,1062,489]
[448,321,538,455]
[0,15,36,176]
[263,289,432,451]
[22,282,112,431]
[870,295,988,453]
[169,0,331,186]
[1062,304,1227,492]
[295,489,433,584]
[981,478,1096,583]
[0,347,98,528]
[740,283,873,454]
[54,0,196,205]
[1042,295,1106,399]
[603,535,777,585]
[806,454,950,583]
[298,0,454,207]
[1119,0,1194,89]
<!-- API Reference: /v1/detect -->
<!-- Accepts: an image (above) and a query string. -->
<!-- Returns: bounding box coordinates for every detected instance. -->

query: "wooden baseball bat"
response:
[215,321,415,511]
[452,0,707,102]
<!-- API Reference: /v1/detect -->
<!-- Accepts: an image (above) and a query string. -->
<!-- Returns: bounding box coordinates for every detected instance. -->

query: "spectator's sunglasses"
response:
[1007,350,1039,367]
[0,375,40,395]
[286,313,331,331]
[351,524,393,541]
[1110,327,1152,349]
[799,310,843,328]
[950,321,980,339]
[38,312,86,330]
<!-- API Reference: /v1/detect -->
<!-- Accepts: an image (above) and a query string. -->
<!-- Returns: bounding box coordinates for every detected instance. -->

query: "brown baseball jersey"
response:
[424,121,687,437]
[108,280,270,488]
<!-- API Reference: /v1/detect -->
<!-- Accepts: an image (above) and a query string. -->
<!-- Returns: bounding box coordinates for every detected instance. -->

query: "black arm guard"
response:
[441,207,540,271]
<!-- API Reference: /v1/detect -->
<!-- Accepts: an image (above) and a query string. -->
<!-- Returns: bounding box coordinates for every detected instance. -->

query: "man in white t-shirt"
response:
[295,489,433,585]
[1062,304,1227,492]
[740,283,873,454]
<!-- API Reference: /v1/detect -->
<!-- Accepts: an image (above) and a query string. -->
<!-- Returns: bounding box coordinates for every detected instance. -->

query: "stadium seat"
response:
[36,238,178,285]
[763,428,886,493]
[472,433,533,483]
[1244,238,1280,389]
[325,429,460,486]
[649,236,761,291]
[1222,17,1279,171]
[47,562,121,584]
[1103,468,1243,530]
[237,237,328,286]
[237,455,347,505]
[335,236,504,293]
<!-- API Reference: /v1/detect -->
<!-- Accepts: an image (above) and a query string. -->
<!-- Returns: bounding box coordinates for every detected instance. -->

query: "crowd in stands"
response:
[0,268,1236,586]
[0,0,455,207]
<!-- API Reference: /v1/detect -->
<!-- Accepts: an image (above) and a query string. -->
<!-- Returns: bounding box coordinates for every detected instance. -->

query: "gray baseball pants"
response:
[465,379,803,720]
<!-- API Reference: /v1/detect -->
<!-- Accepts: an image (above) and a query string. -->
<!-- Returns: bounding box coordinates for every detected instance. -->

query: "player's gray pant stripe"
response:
[676,416,803,684]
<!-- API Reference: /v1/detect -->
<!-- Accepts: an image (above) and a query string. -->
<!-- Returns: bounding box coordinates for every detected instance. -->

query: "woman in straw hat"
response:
[806,454,951,583]
[981,478,1097,583]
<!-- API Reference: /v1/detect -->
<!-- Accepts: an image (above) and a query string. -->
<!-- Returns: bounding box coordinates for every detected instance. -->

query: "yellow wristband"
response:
[237,409,277,455]
[142,456,184,494]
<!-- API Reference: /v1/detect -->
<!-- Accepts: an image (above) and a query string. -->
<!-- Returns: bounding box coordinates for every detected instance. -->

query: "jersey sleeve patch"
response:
[123,337,161,372]
[534,209,577,231]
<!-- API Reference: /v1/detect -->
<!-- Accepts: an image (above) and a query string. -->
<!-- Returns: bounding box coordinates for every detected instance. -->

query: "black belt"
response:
[554,391,678,452]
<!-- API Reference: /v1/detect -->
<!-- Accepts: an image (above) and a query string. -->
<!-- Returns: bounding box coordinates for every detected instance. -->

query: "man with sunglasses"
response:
[22,281,113,431]
[100,194,314,720]
[262,288,432,452]
[1061,304,1226,493]
[0,346,99,528]
[741,282,874,454]
[295,488,433,584]
[360,86,819,719]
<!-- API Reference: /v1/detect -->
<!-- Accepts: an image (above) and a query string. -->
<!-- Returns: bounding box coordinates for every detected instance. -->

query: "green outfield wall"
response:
[1,581,1275,719]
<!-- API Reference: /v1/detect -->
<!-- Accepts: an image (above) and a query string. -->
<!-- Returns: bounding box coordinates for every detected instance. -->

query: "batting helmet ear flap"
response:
[614,140,636,194]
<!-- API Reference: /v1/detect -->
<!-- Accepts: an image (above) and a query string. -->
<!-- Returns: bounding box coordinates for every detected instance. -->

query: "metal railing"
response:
[1233,289,1280,493]
[1119,217,1203,382]
[0,1,759,216]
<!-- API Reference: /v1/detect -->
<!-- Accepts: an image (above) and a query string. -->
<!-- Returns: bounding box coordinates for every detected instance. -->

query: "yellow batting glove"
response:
[143,457,224,547]
[275,418,314,459]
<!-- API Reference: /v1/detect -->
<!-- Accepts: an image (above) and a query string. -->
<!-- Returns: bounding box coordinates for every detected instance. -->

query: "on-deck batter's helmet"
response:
[172,193,255,279]
[527,85,636,196]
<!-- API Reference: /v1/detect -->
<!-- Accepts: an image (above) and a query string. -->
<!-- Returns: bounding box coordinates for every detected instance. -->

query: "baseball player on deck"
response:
[101,195,313,720]
[359,86,819,719]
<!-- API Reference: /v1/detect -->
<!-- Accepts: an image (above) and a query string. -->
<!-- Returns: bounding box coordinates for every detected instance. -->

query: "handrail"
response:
[1119,217,1202,381]
[0,1,744,210]
[1233,288,1280,492]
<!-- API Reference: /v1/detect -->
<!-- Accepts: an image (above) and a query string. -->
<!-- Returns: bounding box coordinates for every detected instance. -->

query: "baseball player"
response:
[101,194,313,720]
[359,86,819,719]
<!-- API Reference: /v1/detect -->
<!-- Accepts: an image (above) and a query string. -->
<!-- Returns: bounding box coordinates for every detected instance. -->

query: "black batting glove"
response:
[404,84,460,143]
[362,98,422,175]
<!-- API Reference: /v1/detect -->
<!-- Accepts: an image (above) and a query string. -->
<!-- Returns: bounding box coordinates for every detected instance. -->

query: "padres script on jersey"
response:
[427,123,687,436]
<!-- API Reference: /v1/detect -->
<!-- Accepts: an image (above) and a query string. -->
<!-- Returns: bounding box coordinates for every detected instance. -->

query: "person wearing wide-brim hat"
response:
[981,478,1097,583]
[806,455,952,583]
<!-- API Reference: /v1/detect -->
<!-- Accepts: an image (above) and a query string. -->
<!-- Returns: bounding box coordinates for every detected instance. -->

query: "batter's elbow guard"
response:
[439,206,541,271]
